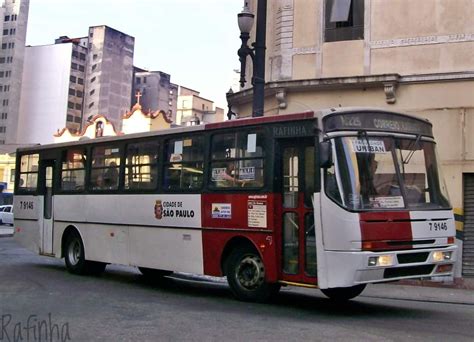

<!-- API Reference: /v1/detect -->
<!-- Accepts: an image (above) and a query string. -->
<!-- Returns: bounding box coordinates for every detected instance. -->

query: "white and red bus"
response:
[14,108,456,301]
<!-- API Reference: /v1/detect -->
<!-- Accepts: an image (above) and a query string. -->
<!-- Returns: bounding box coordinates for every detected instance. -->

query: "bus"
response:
[13,108,457,302]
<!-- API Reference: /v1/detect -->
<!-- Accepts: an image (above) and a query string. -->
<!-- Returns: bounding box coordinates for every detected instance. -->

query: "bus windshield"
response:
[325,135,450,211]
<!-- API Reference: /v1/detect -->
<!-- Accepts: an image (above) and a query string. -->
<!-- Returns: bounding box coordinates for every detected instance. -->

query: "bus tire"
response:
[320,284,366,301]
[138,267,172,279]
[225,246,280,302]
[64,231,106,275]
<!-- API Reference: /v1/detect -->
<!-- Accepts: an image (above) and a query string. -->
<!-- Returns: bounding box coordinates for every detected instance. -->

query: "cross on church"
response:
[135,91,142,105]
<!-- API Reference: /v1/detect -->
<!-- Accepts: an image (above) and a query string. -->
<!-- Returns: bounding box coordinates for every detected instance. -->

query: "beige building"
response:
[177,86,224,126]
[229,0,474,278]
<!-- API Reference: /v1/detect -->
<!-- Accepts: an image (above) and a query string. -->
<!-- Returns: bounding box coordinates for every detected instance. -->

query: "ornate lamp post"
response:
[237,1,267,117]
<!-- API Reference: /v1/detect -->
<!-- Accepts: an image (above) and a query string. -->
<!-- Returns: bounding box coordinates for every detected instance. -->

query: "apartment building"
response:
[177,86,224,126]
[133,68,178,123]
[83,25,135,130]
[0,0,28,147]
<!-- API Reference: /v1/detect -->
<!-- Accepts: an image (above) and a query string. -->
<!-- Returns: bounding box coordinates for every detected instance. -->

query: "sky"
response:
[26,0,244,109]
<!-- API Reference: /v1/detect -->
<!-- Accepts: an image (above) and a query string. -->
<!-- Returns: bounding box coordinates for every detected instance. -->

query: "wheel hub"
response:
[236,255,265,289]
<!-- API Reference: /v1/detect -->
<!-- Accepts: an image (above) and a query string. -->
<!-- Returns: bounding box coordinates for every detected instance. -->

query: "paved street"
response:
[1,236,474,342]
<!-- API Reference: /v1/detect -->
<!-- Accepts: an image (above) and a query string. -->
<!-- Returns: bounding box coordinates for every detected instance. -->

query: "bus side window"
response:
[163,136,204,191]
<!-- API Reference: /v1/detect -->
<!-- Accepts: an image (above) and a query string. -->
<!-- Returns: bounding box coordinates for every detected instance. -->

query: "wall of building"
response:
[83,26,134,130]
[0,0,29,148]
[17,43,73,145]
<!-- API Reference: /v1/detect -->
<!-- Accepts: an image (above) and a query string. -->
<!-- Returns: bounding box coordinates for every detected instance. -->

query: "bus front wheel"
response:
[320,284,366,301]
[64,231,106,275]
[225,246,280,302]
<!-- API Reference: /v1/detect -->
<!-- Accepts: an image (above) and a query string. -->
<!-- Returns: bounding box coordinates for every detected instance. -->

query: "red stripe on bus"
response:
[201,193,279,281]
[359,211,412,251]
[205,111,314,130]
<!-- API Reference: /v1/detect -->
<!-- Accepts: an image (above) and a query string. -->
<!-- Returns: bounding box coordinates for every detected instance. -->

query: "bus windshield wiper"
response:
[402,134,422,164]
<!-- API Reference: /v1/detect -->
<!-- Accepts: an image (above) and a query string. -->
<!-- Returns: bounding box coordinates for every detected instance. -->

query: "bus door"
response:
[39,160,55,255]
[277,138,317,284]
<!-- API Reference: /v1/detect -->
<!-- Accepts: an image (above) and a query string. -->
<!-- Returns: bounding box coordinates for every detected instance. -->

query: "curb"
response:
[396,278,474,290]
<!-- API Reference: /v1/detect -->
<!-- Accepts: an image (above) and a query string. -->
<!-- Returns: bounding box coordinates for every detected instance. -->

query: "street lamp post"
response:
[237,0,267,117]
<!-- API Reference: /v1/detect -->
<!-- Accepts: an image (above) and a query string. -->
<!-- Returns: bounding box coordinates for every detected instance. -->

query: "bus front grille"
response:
[383,265,434,279]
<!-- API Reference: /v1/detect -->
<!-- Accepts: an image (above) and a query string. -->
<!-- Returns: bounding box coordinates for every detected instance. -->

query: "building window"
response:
[66,115,74,122]
[144,77,147,84]
[2,99,8,106]
[79,53,86,61]
[91,64,97,71]
[4,16,9,21]
[0,126,6,133]
[6,57,12,63]
[93,54,98,60]
[12,15,17,21]
[2,112,7,120]
[76,90,83,98]
[75,103,82,110]
[89,89,95,96]
[90,77,96,83]
[1,43,6,50]
[8,42,14,49]
[71,63,78,70]
[70,75,77,83]
[78,65,85,72]
[2,29,8,36]
[325,0,364,42]
[136,77,141,84]
[77,78,84,85]
[0,72,4,78]
[9,28,15,35]
[88,102,94,108]
[67,101,74,109]
[74,116,82,123]
[5,71,11,77]
[68,88,76,96]
[72,51,79,58]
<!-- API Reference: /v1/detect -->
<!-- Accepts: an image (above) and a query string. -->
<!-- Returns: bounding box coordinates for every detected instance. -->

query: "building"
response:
[229,0,474,279]
[132,68,178,123]
[0,0,29,147]
[54,102,172,143]
[83,26,135,130]
[16,25,134,146]
[17,37,87,145]
[177,86,224,126]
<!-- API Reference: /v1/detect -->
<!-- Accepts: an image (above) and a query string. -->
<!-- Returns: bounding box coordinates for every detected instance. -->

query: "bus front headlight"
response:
[433,251,452,262]
[368,255,394,267]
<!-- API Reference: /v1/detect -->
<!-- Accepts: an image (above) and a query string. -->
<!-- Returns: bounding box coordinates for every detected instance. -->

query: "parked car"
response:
[0,205,13,225]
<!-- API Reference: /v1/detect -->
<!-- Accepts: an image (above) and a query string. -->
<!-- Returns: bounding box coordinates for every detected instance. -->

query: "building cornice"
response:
[228,72,474,107]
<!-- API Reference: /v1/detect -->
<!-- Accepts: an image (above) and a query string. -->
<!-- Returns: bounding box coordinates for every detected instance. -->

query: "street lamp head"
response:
[238,3,254,34]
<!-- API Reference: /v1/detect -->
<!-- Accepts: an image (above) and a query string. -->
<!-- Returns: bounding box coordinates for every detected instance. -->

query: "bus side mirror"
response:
[319,141,333,168]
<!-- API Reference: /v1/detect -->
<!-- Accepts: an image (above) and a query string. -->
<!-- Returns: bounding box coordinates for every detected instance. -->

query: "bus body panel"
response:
[14,195,42,254]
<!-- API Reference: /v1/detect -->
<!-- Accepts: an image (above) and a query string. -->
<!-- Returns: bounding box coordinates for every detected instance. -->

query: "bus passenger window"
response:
[210,131,265,189]
[91,145,121,191]
[60,149,86,191]
[125,141,158,190]
[163,136,203,190]
[18,154,39,192]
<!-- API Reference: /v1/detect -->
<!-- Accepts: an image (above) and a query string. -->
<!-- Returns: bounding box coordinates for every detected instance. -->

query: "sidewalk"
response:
[363,282,474,305]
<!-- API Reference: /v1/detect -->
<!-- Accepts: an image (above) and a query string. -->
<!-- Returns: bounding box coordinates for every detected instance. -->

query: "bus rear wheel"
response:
[64,231,106,275]
[225,246,280,302]
[320,284,366,301]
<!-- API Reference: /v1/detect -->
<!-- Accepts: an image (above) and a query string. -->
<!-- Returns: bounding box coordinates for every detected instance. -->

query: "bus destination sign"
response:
[323,112,433,137]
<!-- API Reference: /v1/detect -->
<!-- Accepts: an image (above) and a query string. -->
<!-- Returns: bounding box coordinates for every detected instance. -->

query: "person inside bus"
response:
[103,161,119,189]
[221,162,246,187]
[359,156,379,200]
